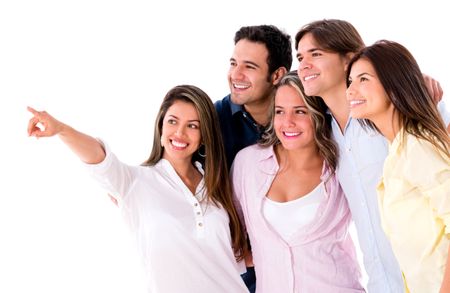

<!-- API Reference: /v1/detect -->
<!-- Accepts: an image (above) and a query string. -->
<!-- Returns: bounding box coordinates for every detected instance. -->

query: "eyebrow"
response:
[230,58,260,68]
[355,72,376,78]
[167,114,200,123]
[275,105,307,109]
[296,47,321,59]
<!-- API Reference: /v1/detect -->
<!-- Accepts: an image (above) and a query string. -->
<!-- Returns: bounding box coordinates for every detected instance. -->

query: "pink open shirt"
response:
[231,144,364,292]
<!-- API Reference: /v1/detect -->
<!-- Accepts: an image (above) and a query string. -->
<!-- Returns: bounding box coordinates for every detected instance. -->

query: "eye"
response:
[360,76,368,82]
[188,123,199,129]
[246,65,256,70]
[297,56,303,62]
[275,109,284,115]
[312,51,322,57]
[347,78,353,87]
[295,109,307,115]
[230,60,236,67]
[167,119,177,125]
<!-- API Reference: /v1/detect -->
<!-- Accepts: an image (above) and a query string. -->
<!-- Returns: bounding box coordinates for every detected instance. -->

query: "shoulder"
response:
[214,94,231,113]
[234,144,269,165]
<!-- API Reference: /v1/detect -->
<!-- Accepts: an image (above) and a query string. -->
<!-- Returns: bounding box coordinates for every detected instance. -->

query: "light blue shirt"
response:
[331,100,450,293]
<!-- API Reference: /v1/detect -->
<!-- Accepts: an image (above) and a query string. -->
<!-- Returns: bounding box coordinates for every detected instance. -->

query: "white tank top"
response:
[263,181,324,242]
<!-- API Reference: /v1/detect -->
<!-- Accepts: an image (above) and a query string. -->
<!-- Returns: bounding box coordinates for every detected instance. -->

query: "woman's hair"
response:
[347,40,449,157]
[260,71,339,173]
[143,85,247,260]
[295,19,365,55]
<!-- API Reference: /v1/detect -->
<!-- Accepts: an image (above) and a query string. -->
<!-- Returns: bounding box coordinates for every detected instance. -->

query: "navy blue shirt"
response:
[215,94,265,169]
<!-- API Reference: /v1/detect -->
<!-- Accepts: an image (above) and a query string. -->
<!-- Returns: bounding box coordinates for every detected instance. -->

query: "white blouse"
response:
[85,141,247,293]
[263,182,324,241]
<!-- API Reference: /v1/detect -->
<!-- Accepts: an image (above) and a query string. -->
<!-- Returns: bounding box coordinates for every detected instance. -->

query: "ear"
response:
[271,67,288,85]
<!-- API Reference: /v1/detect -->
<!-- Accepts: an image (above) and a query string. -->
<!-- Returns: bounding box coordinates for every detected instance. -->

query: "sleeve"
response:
[404,139,450,235]
[83,139,136,202]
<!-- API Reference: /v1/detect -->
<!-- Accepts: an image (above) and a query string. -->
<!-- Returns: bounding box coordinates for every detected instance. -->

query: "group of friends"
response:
[27,19,450,293]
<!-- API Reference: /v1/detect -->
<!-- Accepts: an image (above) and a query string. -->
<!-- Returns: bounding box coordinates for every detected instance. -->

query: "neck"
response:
[321,83,350,132]
[373,110,401,143]
[276,144,323,170]
[165,156,196,178]
[244,96,272,126]
[166,156,202,194]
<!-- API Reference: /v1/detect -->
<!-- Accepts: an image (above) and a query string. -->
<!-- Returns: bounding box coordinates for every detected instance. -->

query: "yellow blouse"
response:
[377,132,450,293]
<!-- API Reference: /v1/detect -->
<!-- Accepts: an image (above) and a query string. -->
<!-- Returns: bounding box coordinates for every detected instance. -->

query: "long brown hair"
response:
[143,85,247,260]
[260,71,339,173]
[347,40,449,158]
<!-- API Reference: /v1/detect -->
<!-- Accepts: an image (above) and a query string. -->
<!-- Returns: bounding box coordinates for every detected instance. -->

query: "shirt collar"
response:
[229,97,244,116]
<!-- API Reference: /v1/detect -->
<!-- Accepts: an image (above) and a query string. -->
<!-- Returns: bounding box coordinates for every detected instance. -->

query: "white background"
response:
[1,0,449,292]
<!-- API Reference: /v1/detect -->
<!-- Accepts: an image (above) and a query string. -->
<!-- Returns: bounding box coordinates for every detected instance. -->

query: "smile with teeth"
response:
[283,131,301,137]
[171,139,188,149]
[304,74,318,81]
[349,100,366,108]
[233,82,250,89]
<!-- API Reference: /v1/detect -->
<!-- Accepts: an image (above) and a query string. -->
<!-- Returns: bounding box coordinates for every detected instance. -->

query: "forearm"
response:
[58,123,106,164]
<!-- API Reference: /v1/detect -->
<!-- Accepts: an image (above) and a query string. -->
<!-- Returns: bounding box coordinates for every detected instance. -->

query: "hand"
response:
[423,74,443,104]
[27,106,64,138]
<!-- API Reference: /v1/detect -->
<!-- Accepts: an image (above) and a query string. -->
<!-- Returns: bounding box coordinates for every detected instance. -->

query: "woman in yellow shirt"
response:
[346,40,450,293]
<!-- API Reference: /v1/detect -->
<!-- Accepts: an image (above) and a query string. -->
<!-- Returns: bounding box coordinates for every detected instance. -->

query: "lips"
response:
[170,139,188,149]
[283,131,300,137]
[232,82,250,90]
[349,100,366,108]
[303,74,319,81]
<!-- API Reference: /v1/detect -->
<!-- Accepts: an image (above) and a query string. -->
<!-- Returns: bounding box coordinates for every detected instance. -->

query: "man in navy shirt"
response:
[214,24,292,292]
[215,25,292,169]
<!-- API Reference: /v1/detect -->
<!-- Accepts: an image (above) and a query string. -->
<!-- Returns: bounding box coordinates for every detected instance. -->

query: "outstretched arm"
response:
[27,106,106,164]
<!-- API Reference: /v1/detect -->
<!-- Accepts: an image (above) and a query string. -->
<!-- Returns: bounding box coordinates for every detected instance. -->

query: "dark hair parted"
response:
[235,25,293,78]
[260,71,339,173]
[295,19,365,55]
[347,40,449,158]
[143,85,247,260]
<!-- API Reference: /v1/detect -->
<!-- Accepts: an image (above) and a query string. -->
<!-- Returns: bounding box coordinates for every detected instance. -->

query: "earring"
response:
[197,144,206,158]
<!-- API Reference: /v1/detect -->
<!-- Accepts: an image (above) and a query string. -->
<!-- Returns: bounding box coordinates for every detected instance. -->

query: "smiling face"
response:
[161,100,201,163]
[296,33,349,100]
[228,39,275,107]
[273,84,316,151]
[347,58,393,124]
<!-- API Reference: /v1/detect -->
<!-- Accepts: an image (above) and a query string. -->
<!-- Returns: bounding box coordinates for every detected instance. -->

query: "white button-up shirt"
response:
[332,117,404,293]
[85,142,247,293]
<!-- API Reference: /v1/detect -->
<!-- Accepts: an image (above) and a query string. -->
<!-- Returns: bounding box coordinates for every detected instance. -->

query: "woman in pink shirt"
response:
[232,71,364,292]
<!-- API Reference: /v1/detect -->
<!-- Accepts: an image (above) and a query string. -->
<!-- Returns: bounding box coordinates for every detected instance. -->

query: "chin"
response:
[349,111,367,120]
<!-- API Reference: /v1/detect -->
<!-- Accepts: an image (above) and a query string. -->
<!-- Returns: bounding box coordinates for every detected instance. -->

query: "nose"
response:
[175,124,185,136]
[284,112,296,126]
[298,57,311,71]
[229,64,244,80]
[346,82,355,100]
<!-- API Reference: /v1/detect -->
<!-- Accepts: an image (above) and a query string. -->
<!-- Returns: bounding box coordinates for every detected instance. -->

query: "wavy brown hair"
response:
[143,85,247,260]
[347,40,449,158]
[260,71,338,173]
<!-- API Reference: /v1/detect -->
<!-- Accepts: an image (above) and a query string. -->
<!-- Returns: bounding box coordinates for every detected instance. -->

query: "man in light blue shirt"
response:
[295,19,450,292]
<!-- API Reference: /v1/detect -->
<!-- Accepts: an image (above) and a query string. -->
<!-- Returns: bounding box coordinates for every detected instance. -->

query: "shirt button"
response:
[198,222,203,227]
[196,212,201,215]
[194,203,198,207]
